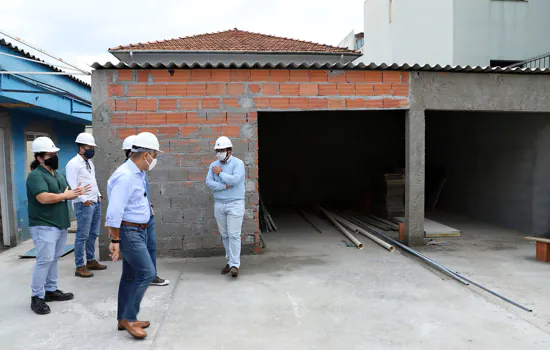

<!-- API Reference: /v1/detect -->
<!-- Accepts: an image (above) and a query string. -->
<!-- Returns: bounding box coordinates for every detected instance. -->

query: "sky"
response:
[1,0,364,83]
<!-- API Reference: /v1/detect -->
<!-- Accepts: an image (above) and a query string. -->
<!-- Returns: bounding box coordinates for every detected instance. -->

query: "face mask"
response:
[216,152,227,162]
[44,155,59,170]
[145,154,157,170]
[83,149,95,159]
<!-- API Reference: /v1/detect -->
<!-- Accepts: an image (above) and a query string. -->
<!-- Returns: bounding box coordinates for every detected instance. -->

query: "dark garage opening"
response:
[426,111,550,237]
[258,110,406,236]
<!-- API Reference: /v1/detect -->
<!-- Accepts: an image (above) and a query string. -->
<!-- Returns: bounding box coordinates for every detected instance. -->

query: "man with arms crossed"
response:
[206,136,246,278]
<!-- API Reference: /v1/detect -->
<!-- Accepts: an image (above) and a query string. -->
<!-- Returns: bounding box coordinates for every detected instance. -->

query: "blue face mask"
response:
[83,148,95,159]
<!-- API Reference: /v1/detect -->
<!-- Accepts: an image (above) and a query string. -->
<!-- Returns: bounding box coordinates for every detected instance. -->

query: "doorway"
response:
[0,128,11,248]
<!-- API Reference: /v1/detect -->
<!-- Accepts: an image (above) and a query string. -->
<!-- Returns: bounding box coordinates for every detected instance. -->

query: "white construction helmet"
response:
[122,135,136,150]
[133,132,162,152]
[75,132,97,146]
[214,136,233,150]
[32,137,60,153]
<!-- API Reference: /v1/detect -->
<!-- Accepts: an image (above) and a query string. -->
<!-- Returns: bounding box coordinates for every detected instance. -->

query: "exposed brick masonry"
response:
[105,69,409,257]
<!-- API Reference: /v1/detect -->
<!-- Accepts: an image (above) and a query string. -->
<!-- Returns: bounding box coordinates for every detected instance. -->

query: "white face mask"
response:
[216,152,227,162]
[146,154,158,170]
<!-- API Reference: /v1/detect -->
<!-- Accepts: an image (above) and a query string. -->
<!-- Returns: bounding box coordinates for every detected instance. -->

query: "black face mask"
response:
[83,149,95,159]
[44,155,59,170]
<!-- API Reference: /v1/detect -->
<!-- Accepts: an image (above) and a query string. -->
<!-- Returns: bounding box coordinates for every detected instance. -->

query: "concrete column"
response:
[405,109,425,246]
[91,70,111,261]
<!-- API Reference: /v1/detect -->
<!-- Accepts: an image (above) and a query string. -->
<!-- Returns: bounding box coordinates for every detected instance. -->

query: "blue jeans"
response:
[146,216,157,274]
[74,202,102,267]
[30,226,68,298]
[117,225,156,322]
[214,200,245,268]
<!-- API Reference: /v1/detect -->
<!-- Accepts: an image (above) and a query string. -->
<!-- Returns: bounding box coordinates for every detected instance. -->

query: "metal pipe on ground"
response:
[341,214,470,285]
[318,206,364,249]
[332,213,395,252]
[345,214,533,312]
[298,209,323,234]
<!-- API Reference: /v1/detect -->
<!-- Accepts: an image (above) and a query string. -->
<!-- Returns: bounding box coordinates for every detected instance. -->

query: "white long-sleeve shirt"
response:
[65,154,101,203]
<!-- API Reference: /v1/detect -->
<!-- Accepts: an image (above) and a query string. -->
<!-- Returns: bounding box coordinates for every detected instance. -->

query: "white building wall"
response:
[361,0,453,65]
[338,30,357,51]
[359,0,550,67]
[454,0,550,66]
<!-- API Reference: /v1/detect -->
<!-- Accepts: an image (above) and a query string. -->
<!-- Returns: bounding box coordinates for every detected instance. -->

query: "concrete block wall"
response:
[93,68,410,258]
[426,111,550,234]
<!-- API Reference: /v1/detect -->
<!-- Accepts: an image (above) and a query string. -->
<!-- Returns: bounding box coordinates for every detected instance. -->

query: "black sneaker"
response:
[45,290,74,302]
[31,296,50,315]
[151,276,170,286]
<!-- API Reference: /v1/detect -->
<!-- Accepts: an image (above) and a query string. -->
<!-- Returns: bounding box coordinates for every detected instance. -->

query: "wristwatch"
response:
[111,239,121,243]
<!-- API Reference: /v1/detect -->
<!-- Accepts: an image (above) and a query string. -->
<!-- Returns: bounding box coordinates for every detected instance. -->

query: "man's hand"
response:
[212,166,222,175]
[226,184,231,189]
[82,200,94,206]
[64,183,93,200]
[98,196,103,203]
[109,242,120,262]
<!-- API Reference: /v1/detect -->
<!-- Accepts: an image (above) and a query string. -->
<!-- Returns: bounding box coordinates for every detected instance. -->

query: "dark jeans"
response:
[117,225,156,322]
[146,215,157,273]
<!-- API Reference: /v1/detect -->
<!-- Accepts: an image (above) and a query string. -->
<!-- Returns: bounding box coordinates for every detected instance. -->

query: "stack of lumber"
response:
[260,199,277,233]
[384,173,405,218]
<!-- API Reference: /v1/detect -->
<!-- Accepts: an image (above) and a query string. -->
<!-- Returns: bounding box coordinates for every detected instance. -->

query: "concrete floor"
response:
[1,211,549,349]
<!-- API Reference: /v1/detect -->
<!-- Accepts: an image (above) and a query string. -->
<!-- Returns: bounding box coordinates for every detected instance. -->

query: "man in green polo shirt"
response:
[26,137,91,315]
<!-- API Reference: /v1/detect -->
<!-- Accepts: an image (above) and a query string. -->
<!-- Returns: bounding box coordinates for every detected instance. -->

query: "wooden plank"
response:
[525,236,550,244]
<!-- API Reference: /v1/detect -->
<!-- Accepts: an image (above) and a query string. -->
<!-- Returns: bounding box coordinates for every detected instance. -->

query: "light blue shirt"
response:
[206,156,246,203]
[106,159,151,228]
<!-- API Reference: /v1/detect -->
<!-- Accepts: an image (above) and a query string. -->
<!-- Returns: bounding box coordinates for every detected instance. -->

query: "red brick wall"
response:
[105,69,410,255]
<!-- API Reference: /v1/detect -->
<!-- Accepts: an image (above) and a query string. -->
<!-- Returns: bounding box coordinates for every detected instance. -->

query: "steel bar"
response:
[456,274,532,312]
[298,209,322,234]
[0,71,89,75]
[0,51,82,72]
[0,29,91,75]
[342,214,469,285]
[318,206,363,249]
[346,214,532,312]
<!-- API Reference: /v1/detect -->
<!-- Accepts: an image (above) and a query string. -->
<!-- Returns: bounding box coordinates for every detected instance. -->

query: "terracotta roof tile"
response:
[109,28,358,54]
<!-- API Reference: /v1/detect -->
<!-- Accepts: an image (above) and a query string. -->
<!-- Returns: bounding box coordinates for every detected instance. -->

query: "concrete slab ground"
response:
[1,211,549,350]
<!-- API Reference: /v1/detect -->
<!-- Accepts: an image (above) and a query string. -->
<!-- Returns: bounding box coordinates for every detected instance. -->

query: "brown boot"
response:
[118,320,150,331]
[118,319,147,339]
[86,260,107,271]
[230,266,240,278]
[221,264,231,275]
[75,266,94,278]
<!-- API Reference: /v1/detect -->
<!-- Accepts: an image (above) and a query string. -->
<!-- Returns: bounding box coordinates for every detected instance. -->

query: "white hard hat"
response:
[75,132,97,146]
[32,137,60,153]
[133,132,162,152]
[122,135,136,150]
[214,136,233,150]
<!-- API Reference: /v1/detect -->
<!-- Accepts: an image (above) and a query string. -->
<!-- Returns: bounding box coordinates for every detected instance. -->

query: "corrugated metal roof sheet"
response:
[0,39,91,87]
[91,61,550,74]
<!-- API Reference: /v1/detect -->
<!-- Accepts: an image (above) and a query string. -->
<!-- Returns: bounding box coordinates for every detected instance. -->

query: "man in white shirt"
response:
[66,133,106,278]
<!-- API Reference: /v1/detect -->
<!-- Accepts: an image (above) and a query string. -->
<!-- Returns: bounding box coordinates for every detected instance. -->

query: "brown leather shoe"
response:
[86,260,107,271]
[230,266,239,278]
[221,264,231,274]
[118,320,150,331]
[118,319,147,339]
[75,266,94,278]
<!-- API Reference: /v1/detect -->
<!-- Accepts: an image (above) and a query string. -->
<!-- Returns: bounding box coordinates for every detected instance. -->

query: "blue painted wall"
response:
[0,40,92,244]
[10,109,84,242]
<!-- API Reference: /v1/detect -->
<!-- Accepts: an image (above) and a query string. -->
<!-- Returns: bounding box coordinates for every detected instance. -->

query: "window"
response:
[354,38,364,50]
[25,132,49,177]
[489,59,522,68]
